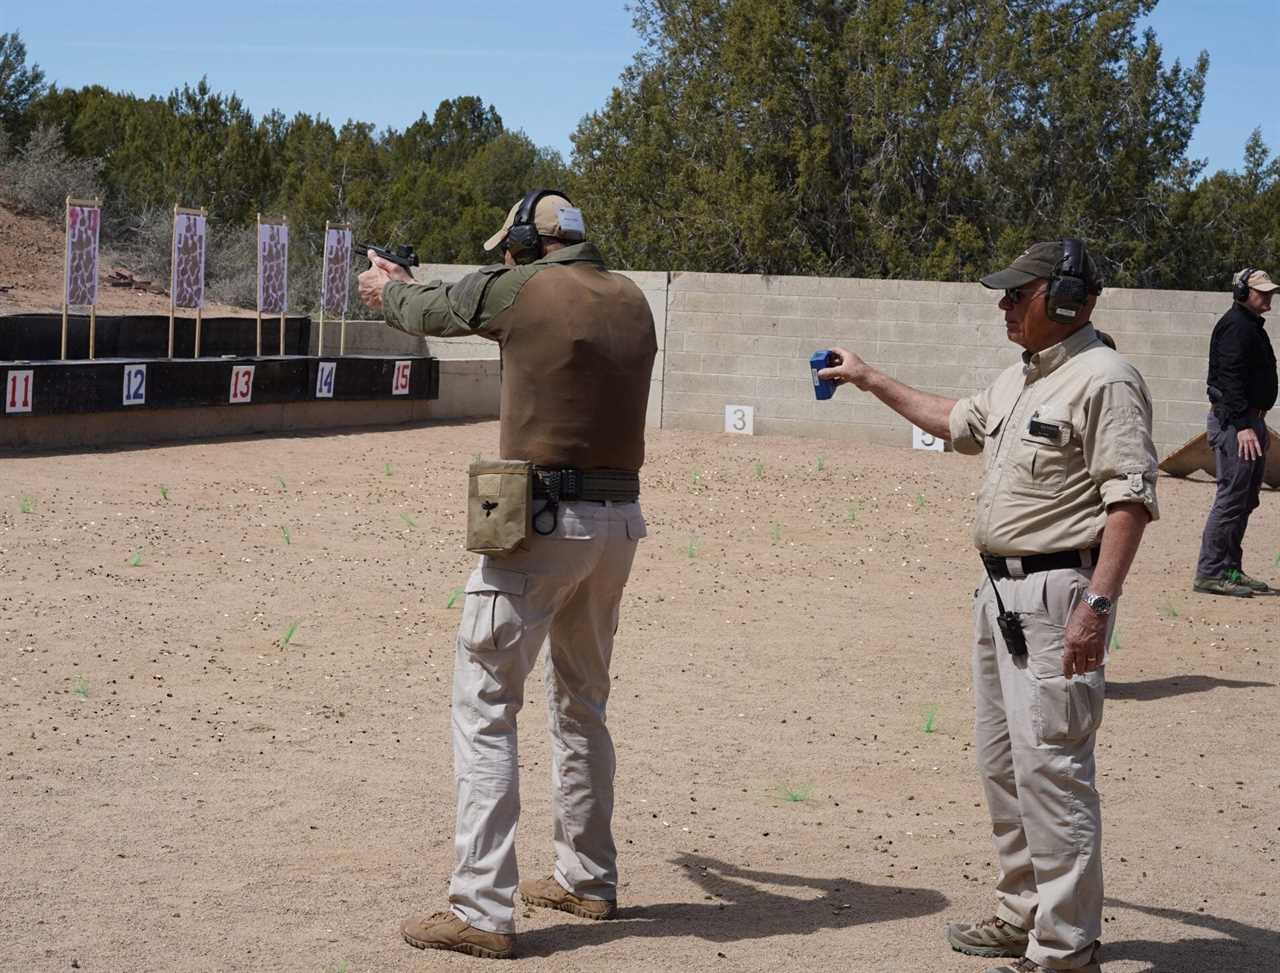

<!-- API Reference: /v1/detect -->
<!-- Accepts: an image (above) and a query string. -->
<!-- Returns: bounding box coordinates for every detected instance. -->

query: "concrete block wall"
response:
[662,272,1228,456]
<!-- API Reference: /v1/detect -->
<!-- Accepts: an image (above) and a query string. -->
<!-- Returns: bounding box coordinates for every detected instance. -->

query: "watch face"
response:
[1085,592,1111,614]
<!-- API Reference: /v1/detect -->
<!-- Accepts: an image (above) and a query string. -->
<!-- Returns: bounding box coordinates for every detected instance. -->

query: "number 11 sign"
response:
[6,369,33,414]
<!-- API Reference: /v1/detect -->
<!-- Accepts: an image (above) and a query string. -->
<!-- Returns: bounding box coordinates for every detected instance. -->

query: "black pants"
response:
[1195,411,1269,579]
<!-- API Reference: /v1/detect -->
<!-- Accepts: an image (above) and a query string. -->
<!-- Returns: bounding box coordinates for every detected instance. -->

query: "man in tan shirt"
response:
[359,190,657,959]
[820,240,1158,973]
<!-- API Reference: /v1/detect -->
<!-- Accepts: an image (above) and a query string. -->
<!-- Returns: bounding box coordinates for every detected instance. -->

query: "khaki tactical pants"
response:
[973,567,1111,970]
[447,500,645,934]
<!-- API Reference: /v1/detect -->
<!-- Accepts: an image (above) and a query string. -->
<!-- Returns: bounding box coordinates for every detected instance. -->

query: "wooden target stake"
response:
[168,203,178,358]
[194,206,207,358]
[318,220,329,357]
[279,213,288,357]
[60,196,71,360]
[255,213,263,357]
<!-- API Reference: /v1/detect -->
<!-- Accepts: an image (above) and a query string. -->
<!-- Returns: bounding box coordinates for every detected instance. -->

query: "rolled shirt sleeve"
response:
[948,390,989,456]
[1084,379,1160,521]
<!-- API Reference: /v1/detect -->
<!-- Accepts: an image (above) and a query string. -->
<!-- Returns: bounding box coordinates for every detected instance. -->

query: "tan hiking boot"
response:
[1193,576,1253,597]
[986,954,1100,973]
[945,915,1029,958]
[519,876,617,920]
[401,911,514,959]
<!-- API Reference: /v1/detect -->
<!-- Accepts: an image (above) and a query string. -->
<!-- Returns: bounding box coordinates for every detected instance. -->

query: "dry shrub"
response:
[0,125,101,218]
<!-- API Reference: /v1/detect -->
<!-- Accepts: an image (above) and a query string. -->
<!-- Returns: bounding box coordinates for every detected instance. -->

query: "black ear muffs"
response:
[1045,238,1091,325]
[504,188,572,265]
[1233,268,1254,302]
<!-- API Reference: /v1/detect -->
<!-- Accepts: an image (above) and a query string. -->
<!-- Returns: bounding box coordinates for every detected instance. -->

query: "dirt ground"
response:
[1,420,1277,972]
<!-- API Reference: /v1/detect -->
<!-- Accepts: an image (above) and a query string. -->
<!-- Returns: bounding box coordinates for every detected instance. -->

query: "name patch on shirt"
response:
[1026,417,1071,446]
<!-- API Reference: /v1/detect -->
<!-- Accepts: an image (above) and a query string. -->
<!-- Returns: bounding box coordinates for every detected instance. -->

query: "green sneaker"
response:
[1193,576,1254,597]
[1231,572,1279,595]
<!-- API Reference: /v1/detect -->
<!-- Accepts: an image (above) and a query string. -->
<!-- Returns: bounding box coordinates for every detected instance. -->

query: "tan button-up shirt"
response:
[948,324,1159,556]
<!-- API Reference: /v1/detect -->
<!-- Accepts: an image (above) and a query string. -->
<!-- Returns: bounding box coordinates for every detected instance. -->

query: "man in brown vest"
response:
[359,190,657,960]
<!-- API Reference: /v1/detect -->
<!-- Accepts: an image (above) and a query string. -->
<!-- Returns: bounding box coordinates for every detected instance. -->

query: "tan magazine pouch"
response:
[466,458,531,555]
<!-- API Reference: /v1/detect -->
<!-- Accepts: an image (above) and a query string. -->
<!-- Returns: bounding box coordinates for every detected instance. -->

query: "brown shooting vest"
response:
[484,262,657,472]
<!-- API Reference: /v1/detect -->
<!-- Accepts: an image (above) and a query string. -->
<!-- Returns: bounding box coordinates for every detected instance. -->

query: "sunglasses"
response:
[1003,284,1045,305]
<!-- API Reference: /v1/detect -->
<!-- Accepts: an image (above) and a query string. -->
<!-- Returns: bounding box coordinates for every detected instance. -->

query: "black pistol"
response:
[355,242,420,270]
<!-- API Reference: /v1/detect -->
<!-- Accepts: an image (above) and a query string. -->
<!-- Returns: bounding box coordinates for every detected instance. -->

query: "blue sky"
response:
[2,1,1274,177]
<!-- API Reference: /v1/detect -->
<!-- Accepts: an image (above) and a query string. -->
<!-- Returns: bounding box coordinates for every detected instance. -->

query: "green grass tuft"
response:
[753,461,764,479]
[275,475,287,489]
[915,492,927,508]
[384,462,392,476]
[159,485,170,501]
[779,784,813,803]
[446,587,465,608]
[922,704,939,733]
[280,620,300,649]
[72,675,89,698]
[1110,631,1121,652]
[691,470,702,484]
[280,526,292,545]
[686,536,701,558]
[400,513,417,528]
[128,548,143,567]
[1159,602,1179,619]
[19,496,35,514]
[770,522,782,544]
[815,455,826,472]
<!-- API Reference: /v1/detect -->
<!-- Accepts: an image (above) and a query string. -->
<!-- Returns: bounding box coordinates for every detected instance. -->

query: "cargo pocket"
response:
[1034,672,1104,744]
[459,566,527,653]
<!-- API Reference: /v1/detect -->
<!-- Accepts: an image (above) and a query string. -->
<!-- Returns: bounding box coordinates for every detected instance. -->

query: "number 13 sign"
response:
[229,365,255,403]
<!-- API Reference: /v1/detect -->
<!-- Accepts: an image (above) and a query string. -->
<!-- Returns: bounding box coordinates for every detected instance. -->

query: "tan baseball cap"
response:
[1236,269,1279,294]
[483,193,584,251]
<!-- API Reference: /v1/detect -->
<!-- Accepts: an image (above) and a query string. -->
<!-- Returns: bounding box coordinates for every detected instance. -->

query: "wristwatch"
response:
[1082,591,1113,616]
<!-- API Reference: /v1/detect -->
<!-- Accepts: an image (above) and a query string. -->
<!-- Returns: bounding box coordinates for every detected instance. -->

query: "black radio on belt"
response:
[996,611,1028,657]
[981,555,1029,657]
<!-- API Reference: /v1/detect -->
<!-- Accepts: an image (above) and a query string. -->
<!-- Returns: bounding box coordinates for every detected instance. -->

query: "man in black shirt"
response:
[1194,268,1279,596]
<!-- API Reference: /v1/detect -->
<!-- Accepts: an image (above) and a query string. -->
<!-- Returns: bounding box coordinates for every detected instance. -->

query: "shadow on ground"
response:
[1102,897,1280,973]
[517,854,948,957]
[1106,675,1273,701]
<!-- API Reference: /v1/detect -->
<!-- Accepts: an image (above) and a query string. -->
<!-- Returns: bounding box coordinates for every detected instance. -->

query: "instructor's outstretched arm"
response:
[818,346,956,439]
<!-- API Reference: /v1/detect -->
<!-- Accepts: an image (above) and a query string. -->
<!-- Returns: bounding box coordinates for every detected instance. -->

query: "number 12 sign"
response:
[392,360,412,395]
[229,365,255,403]
[6,369,33,414]
[122,364,147,406]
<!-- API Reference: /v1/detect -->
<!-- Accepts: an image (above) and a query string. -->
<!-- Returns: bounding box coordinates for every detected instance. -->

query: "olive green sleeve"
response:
[381,265,538,340]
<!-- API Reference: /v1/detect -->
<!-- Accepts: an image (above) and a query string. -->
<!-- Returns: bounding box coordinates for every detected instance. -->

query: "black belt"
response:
[981,546,1100,579]
[531,467,640,503]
